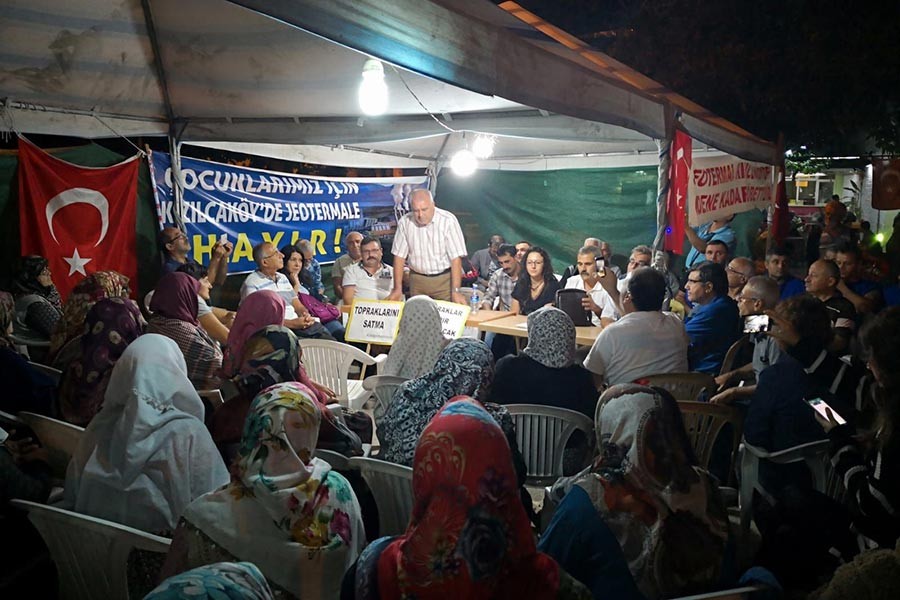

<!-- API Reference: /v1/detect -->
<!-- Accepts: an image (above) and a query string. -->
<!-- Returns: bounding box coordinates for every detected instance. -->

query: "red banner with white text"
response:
[18,138,139,299]
[664,129,691,254]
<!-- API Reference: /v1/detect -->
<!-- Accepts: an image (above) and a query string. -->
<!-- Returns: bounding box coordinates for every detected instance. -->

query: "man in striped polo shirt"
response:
[388,189,468,303]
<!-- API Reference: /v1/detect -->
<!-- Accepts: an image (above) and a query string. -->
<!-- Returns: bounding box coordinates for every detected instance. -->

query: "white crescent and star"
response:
[44,188,110,277]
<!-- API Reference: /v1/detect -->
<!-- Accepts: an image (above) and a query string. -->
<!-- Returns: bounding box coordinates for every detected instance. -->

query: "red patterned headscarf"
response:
[370,397,566,599]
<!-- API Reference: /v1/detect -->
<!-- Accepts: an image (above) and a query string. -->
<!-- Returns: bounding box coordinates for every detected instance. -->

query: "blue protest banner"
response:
[149,152,428,273]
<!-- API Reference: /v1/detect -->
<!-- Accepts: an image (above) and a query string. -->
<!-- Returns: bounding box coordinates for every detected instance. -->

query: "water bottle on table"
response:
[470,284,481,314]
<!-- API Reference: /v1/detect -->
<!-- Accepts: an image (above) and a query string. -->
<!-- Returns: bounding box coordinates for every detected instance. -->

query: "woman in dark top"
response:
[511,246,560,315]
[491,306,596,418]
[12,255,63,340]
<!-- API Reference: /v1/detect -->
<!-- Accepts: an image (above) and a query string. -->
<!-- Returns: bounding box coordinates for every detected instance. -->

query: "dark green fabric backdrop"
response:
[0,143,159,298]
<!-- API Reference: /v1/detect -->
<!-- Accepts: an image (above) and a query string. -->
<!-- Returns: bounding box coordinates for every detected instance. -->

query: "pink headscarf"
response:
[221,290,285,377]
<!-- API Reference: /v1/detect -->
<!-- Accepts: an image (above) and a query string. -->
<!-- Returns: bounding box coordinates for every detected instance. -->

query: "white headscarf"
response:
[63,334,229,534]
[383,295,447,378]
[522,306,576,368]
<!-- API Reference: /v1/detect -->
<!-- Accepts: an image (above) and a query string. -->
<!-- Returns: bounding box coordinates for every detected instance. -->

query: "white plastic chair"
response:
[314,448,352,471]
[27,361,63,384]
[349,456,414,537]
[670,586,766,600]
[299,340,387,410]
[362,375,409,421]
[738,438,830,532]
[10,499,171,600]
[504,404,594,486]
[18,411,85,480]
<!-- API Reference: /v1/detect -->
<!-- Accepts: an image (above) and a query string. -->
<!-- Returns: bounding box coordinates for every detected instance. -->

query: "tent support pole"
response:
[652,104,676,254]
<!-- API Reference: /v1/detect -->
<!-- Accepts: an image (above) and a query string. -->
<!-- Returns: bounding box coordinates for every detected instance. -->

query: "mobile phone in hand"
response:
[743,314,770,334]
[807,398,847,425]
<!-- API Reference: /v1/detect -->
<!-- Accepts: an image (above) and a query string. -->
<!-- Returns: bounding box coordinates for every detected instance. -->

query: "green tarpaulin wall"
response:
[0,143,160,299]
[436,167,764,274]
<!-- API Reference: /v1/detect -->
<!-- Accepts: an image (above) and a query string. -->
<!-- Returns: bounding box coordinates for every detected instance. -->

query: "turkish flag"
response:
[17,138,139,300]
[664,129,691,254]
[771,163,790,245]
[873,158,900,210]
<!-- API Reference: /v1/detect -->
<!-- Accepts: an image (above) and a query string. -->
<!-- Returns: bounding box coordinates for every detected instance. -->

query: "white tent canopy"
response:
[0,0,776,167]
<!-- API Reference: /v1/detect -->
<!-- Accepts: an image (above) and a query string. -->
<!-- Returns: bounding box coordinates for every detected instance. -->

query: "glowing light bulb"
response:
[876,233,885,243]
[358,59,388,116]
[450,149,478,176]
[472,134,496,159]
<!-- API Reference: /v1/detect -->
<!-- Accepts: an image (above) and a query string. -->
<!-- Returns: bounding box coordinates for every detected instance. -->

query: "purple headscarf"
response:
[150,272,200,326]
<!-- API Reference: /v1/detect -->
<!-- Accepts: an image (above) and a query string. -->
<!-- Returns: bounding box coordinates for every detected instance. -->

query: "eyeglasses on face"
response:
[526,260,544,267]
[167,233,187,244]
[263,250,282,260]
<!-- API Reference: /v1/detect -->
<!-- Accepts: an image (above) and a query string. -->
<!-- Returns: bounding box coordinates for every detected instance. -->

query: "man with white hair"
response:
[331,230,363,299]
[387,189,468,303]
[560,237,621,282]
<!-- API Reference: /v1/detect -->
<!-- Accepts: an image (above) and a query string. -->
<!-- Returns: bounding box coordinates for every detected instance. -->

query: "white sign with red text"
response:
[688,154,775,226]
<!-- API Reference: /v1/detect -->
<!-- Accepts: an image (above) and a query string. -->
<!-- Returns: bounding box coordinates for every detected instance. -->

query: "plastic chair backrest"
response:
[669,586,765,599]
[738,438,830,532]
[504,404,594,485]
[362,375,410,421]
[677,401,744,484]
[9,499,171,600]
[196,389,224,426]
[18,411,85,479]
[555,288,592,326]
[28,361,63,384]
[642,372,717,402]
[719,335,750,376]
[299,340,377,406]
[349,456,414,537]
[314,448,352,471]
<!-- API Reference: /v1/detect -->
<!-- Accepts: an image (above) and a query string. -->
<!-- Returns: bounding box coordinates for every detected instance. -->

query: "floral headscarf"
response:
[355,397,569,599]
[0,291,15,348]
[382,295,446,379]
[145,562,274,600]
[569,384,729,598]
[522,306,576,369]
[376,338,495,466]
[57,297,144,426]
[49,270,130,357]
[13,255,62,309]
[183,382,365,596]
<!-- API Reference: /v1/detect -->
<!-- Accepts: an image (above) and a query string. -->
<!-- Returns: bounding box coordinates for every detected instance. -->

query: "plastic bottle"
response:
[470,284,481,314]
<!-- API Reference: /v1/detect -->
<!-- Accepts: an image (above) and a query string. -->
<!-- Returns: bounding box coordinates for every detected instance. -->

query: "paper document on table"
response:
[514,322,529,329]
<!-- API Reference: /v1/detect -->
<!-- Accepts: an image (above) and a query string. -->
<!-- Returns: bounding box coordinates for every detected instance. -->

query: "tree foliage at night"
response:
[507,0,900,155]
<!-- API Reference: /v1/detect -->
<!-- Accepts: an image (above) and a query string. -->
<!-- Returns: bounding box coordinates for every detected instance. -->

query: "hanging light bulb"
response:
[358,59,388,116]
[472,134,496,159]
[450,149,478,176]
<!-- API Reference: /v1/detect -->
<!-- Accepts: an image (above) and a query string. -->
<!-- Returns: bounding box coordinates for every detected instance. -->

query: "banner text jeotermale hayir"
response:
[149,152,428,273]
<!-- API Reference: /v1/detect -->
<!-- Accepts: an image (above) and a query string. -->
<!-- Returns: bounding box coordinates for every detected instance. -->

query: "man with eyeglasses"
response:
[683,261,742,374]
[387,189,468,304]
[725,257,756,300]
[711,276,782,405]
[159,226,232,286]
[240,242,334,340]
[342,237,395,304]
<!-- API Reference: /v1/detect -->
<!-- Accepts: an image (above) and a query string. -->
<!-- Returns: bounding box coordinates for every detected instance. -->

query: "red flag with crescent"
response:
[664,129,691,254]
[17,138,139,299]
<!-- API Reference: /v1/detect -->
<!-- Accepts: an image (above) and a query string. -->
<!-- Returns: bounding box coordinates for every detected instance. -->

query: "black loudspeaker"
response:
[555,288,593,326]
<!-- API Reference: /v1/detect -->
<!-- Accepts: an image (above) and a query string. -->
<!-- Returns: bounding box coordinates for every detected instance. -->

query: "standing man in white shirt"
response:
[388,189,468,303]
[342,237,395,304]
[564,246,618,327]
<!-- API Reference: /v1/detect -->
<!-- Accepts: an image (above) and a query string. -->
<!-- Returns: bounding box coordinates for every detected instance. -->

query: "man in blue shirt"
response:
[835,242,882,317]
[765,246,806,300]
[158,226,232,286]
[684,261,742,374]
[685,215,737,270]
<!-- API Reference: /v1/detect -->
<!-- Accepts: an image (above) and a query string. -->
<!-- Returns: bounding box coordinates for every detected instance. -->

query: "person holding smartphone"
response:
[811,307,900,549]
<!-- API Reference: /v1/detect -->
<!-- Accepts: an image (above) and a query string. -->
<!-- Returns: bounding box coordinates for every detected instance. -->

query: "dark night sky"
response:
[501,0,900,155]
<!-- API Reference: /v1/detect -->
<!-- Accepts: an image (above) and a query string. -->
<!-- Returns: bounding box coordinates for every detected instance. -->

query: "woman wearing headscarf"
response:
[541,385,730,599]
[220,290,286,378]
[345,398,590,600]
[376,338,497,467]
[490,306,596,418]
[147,272,223,390]
[56,297,144,426]
[211,326,362,458]
[146,562,274,600]
[381,295,446,380]
[12,255,63,340]
[0,291,56,415]
[49,270,131,367]
[163,382,365,600]
[63,334,230,534]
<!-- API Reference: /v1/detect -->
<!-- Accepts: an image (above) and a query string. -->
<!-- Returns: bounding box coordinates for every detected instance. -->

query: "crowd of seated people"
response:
[4,207,900,600]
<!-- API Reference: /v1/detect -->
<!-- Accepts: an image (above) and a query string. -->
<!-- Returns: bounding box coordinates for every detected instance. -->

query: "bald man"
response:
[804,259,856,354]
[388,189,468,303]
[159,226,232,286]
[725,257,756,299]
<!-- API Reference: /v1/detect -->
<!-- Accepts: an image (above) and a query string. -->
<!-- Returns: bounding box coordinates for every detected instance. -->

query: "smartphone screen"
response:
[0,427,8,444]
[808,398,847,425]
[219,233,228,245]
[743,314,770,334]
